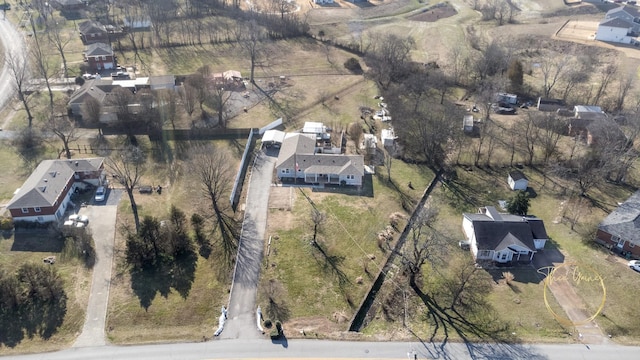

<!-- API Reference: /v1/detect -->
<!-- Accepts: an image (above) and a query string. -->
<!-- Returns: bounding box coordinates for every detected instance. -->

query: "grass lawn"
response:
[0,232,91,354]
[260,161,434,335]
[105,139,241,344]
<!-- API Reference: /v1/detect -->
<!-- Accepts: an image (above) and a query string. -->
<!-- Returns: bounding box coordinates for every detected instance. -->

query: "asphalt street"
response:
[0,16,26,112]
[221,150,277,339]
[2,338,640,360]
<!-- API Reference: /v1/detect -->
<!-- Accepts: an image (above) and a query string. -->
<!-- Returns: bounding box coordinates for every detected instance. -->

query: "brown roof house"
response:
[597,191,640,258]
[78,20,109,45]
[276,133,364,186]
[7,158,105,223]
[462,206,548,264]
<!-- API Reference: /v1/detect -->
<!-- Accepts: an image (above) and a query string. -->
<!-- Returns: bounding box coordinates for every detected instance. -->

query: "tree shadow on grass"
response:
[0,293,67,348]
[130,249,198,310]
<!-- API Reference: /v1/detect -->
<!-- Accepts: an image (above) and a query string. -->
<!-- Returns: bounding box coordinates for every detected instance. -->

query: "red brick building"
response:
[6,159,105,223]
[597,191,640,258]
[84,43,115,71]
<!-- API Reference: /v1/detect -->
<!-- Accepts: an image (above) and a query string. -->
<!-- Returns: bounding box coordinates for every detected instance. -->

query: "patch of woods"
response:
[0,264,67,348]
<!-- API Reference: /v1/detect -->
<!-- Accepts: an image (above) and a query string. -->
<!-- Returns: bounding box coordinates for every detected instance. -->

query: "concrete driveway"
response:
[221,150,276,339]
[72,189,122,347]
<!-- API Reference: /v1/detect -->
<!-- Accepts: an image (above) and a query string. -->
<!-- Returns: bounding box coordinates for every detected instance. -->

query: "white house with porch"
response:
[275,133,364,186]
[462,206,548,264]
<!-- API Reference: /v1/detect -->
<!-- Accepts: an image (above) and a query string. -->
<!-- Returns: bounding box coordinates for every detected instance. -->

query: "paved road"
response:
[71,190,122,347]
[221,150,277,339]
[2,338,640,360]
[0,16,27,113]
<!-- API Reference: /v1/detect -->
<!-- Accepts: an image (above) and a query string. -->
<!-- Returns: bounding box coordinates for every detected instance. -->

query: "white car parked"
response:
[68,214,89,224]
[629,260,640,272]
[94,186,106,202]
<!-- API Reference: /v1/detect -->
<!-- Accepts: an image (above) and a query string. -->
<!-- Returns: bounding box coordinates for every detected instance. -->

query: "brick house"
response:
[78,20,109,45]
[6,159,105,223]
[84,43,115,71]
[597,191,640,258]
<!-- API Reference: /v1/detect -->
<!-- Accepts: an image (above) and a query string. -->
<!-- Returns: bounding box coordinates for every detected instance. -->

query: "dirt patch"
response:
[408,3,457,22]
[269,186,296,210]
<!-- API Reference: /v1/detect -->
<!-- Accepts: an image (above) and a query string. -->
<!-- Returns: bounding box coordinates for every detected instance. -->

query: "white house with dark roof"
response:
[597,191,640,258]
[462,206,548,264]
[6,159,105,223]
[275,133,364,186]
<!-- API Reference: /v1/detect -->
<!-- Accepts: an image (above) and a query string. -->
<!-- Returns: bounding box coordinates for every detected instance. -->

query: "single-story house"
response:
[574,105,607,121]
[6,158,105,223]
[508,170,528,191]
[537,98,564,112]
[597,190,640,258]
[53,0,85,11]
[78,20,109,45]
[68,78,118,122]
[84,42,116,71]
[462,206,548,264]
[463,115,474,133]
[275,133,364,186]
[123,16,152,29]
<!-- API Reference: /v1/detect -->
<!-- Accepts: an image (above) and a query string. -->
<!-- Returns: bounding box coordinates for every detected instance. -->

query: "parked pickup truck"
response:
[111,71,130,79]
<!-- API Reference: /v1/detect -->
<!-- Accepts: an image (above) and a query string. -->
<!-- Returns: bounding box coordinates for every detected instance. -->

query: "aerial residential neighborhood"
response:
[2,0,640,359]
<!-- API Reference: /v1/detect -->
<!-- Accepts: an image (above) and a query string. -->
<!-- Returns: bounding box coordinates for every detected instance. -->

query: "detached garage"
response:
[508,170,529,191]
[262,130,286,148]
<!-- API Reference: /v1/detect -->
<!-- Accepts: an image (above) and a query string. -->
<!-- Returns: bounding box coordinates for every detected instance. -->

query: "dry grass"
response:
[0,234,91,354]
[105,139,240,344]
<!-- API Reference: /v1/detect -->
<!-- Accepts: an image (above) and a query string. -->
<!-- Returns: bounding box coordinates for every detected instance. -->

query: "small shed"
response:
[381,128,397,148]
[463,115,474,133]
[496,92,518,105]
[262,130,286,148]
[508,170,529,191]
[537,98,564,112]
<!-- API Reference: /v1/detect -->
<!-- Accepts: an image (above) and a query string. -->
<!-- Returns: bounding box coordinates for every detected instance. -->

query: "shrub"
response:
[503,271,515,285]
[344,57,363,74]
[0,217,14,231]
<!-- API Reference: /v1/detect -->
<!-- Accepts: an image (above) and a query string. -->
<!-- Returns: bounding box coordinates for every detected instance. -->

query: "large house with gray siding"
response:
[275,133,364,186]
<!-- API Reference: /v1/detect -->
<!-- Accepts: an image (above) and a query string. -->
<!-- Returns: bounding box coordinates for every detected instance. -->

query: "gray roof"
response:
[301,154,364,177]
[149,75,175,88]
[463,207,548,252]
[607,5,640,19]
[78,20,106,35]
[7,158,104,209]
[69,79,116,106]
[599,191,640,245]
[600,17,633,29]
[509,170,528,182]
[85,43,113,57]
[275,133,317,168]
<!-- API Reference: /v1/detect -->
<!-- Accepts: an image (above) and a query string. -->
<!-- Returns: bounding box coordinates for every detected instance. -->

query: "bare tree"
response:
[82,97,104,135]
[398,208,446,289]
[5,50,34,127]
[46,16,72,79]
[190,144,239,266]
[29,15,55,110]
[157,89,179,130]
[611,70,634,113]
[41,113,78,160]
[237,19,264,84]
[309,208,326,247]
[108,146,146,232]
[518,112,540,165]
[592,63,617,107]
[539,53,570,98]
[365,33,415,89]
[534,113,564,164]
[210,86,232,128]
[179,83,198,117]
